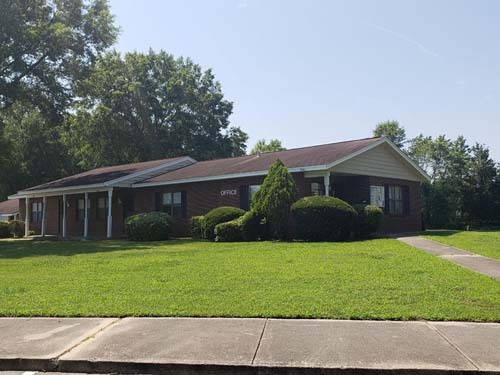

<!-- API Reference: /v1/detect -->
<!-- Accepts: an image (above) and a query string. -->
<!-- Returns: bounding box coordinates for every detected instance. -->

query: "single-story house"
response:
[8,136,430,238]
[0,199,20,222]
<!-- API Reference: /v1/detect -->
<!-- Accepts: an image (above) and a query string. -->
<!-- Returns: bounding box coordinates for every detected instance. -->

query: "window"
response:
[387,185,404,216]
[76,199,85,222]
[31,202,43,223]
[97,197,108,220]
[162,192,183,218]
[311,182,323,196]
[248,185,261,206]
[370,186,385,208]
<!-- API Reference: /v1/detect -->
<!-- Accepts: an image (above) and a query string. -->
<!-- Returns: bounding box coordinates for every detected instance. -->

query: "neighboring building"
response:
[8,137,430,238]
[0,199,19,222]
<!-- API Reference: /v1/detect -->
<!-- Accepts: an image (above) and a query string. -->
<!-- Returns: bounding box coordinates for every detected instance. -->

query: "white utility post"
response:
[83,192,89,239]
[107,189,113,238]
[62,194,67,238]
[24,197,30,237]
[324,172,331,197]
[41,196,47,237]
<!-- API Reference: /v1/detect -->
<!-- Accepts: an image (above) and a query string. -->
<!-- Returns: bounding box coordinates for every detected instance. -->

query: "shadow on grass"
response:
[0,238,200,259]
[423,230,461,237]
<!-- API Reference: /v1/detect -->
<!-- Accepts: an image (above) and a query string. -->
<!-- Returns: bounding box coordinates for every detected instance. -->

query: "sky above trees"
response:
[109,0,500,160]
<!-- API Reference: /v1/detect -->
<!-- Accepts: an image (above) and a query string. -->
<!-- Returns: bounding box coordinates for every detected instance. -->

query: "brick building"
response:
[8,137,430,238]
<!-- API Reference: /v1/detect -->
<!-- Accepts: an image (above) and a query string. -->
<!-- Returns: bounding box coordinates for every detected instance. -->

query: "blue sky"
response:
[109,0,500,159]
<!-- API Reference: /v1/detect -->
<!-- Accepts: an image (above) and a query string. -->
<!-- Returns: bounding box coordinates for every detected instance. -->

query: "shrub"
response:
[125,212,172,241]
[354,204,384,237]
[239,210,268,241]
[252,159,296,239]
[291,196,358,241]
[0,222,11,238]
[9,220,24,238]
[191,216,205,239]
[203,206,245,240]
[214,219,242,242]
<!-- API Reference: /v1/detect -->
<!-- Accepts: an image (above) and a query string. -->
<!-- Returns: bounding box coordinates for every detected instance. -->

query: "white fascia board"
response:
[131,165,331,188]
[9,185,113,199]
[381,138,432,182]
[325,137,431,182]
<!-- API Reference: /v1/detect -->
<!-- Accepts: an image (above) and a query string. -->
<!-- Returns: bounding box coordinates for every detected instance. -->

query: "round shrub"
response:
[191,216,205,239]
[125,212,172,241]
[0,222,11,238]
[9,220,24,238]
[354,204,384,237]
[291,196,358,241]
[214,219,242,242]
[203,206,245,240]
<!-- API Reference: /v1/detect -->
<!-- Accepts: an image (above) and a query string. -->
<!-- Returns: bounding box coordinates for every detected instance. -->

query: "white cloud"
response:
[237,0,248,9]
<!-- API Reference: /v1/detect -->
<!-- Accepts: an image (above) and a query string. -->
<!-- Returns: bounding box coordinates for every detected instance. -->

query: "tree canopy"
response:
[64,50,247,170]
[250,139,286,155]
[0,0,249,199]
[373,120,406,147]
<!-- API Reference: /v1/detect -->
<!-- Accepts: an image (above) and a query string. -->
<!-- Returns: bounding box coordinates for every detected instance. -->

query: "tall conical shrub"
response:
[252,159,296,239]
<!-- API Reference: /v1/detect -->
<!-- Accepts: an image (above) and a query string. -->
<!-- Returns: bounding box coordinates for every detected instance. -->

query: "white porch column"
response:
[24,197,30,237]
[324,172,331,197]
[107,189,113,238]
[41,196,47,237]
[62,194,67,238]
[83,192,89,239]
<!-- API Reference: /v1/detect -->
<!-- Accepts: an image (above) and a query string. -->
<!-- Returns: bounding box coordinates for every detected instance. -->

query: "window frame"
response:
[248,185,261,206]
[96,197,108,221]
[76,198,85,222]
[386,185,405,216]
[162,191,183,218]
[31,202,43,223]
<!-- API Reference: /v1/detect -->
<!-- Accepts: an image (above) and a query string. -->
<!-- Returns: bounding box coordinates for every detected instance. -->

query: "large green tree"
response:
[0,0,118,118]
[0,0,118,199]
[65,50,247,170]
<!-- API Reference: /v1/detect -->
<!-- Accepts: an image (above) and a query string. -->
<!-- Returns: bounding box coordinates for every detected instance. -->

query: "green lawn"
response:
[423,230,500,260]
[0,238,499,321]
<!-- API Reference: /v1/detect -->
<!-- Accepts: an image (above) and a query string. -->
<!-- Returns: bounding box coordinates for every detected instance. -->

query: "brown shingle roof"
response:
[0,199,19,215]
[144,137,382,183]
[23,157,188,191]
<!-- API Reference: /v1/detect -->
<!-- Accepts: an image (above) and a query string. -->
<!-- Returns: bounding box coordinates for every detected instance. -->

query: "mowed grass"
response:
[0,238,499,321]
[423,230,500,260]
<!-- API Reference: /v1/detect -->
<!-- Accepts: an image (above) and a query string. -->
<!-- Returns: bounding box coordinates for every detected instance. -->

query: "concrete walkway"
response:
[1,317,500,374]
[397,236,500,280]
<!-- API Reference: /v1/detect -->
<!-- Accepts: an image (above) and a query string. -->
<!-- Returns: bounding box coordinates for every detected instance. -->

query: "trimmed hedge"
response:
[9,220,24,238]
[354,204,384,237]
[214,210,269,242]
[0,222,10,238]
[203,206,245,240]
[125,212,172,241]
[191,216,205,239]
[214,219,242,242]
[291,196,357,241]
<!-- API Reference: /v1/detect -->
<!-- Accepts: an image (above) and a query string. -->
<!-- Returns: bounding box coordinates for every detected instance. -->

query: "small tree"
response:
[373,120,406,148]
[250,139,286,154]
[252,159,296,239]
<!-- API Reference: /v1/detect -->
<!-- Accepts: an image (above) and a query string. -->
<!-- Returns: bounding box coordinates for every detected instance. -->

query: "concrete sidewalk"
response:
[397,236,500,279]
[1,318,500,374]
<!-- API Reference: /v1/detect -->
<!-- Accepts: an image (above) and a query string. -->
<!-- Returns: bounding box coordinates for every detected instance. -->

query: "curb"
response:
[2,358,500,375]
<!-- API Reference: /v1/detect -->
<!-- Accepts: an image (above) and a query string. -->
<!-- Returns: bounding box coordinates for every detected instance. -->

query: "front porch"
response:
[19,188,135,239]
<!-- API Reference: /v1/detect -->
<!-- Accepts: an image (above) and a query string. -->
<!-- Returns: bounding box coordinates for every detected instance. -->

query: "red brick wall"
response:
[19,172,422,237]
